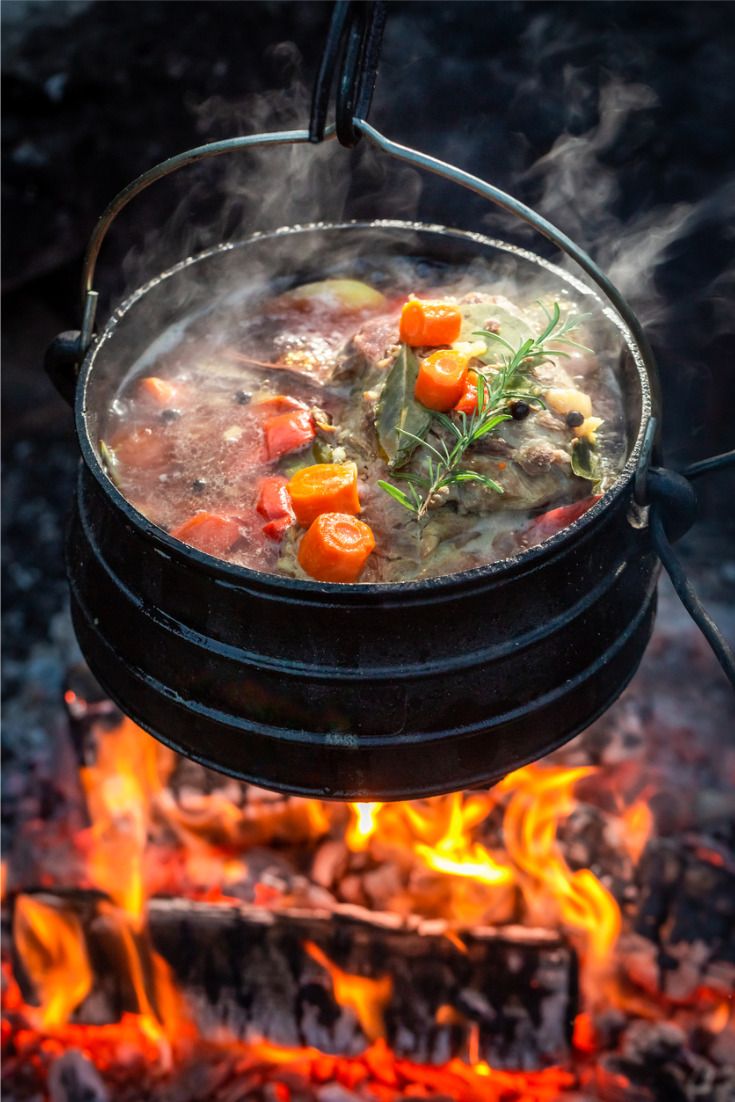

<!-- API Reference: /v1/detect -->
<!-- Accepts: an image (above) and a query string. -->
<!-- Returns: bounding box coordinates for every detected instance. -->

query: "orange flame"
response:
[12,895,93,1029]
[500,765,621,964]
[80,715,174,923]
[620,797,654,865]
[304,941,392,1041]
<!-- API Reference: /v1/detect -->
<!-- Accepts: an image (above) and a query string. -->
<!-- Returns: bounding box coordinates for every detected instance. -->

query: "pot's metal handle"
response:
[77,127,337,356]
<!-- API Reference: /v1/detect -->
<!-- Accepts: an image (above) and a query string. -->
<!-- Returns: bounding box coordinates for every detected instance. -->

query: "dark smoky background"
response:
[3,0,734,699]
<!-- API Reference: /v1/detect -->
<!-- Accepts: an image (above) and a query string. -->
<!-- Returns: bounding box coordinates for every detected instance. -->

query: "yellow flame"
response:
[412,792,512,885]
[346,803,383,851]
[13,895,93,1029]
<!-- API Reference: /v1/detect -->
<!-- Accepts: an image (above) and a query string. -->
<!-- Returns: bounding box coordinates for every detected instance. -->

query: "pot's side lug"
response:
[45,331,82,406]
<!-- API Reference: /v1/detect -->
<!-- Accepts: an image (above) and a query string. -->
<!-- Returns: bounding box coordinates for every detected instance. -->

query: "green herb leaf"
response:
[375,343,432,469]
[377,480,419,512]
[453,471,504,493]
[571,435,603,482]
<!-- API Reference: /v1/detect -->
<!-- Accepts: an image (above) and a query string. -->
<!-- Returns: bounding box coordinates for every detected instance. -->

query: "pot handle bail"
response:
[310,0,387,148]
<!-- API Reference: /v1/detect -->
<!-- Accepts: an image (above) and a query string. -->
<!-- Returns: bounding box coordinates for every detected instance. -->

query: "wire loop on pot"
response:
[310,0,387,148]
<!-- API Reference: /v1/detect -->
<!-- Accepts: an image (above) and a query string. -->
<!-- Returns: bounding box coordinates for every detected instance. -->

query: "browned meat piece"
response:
[514,440,571,475]
[352,315,400,368]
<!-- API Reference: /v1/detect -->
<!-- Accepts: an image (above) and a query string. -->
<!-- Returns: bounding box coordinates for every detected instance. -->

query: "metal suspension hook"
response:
[310,0,387,147]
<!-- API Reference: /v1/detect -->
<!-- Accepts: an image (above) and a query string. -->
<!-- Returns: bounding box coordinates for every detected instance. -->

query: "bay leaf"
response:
[571,435,603,482]
[457,303,534,364]
[375,343,432,470]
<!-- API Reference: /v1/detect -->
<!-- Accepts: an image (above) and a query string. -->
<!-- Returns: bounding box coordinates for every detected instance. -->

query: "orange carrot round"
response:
[287,463,360,528]
[298,513,375,583]
[414,350,469,412]
[399,300,462,347]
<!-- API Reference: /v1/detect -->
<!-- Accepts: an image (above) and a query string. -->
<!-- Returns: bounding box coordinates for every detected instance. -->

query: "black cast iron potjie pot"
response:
[62,220,660,801]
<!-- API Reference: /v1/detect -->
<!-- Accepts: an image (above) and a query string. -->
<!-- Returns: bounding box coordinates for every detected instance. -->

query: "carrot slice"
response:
[170,513,244,556]
[414,349,469,412]
[263,409,316,460]
[287,463,360,528]
[138,376,180,405]
[298,513,375,583]
[399,300,462,347]
[108,426,171,469]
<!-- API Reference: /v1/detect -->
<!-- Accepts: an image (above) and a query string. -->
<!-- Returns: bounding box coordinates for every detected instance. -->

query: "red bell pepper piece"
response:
[257,476,295,541]
[263,409,316,460]
[170,512,245,557]
[530,495,602,538]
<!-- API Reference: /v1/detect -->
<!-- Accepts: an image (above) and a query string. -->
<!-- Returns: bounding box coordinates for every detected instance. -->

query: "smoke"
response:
[518,75,735,336]
[119,40,422,300]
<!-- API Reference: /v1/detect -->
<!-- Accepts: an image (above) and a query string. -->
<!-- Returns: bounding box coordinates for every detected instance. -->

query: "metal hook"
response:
[310,0,387,148]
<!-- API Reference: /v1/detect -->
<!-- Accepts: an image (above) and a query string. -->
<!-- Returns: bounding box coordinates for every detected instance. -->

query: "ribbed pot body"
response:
[68,223,658,799]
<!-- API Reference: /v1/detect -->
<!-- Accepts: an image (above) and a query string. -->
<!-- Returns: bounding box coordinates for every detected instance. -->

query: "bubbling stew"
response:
[100,257,627,583]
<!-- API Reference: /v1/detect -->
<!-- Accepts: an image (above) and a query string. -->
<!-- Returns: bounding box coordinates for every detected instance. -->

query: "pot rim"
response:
[76,218,655,596]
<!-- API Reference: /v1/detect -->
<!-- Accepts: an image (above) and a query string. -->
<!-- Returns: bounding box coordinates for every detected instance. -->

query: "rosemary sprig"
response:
[378,301,591,519]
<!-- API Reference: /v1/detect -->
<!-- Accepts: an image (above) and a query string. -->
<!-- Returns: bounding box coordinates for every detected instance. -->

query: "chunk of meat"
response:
[514,440,571,475]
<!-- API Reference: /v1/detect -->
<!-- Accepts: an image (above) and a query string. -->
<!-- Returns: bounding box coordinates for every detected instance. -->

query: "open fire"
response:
[3,591,734,1102]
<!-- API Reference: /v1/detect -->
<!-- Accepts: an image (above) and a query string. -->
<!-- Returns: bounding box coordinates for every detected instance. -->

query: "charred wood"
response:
[633,839,735,1001]
[7,891,578,1072]
[146,898,577,1071]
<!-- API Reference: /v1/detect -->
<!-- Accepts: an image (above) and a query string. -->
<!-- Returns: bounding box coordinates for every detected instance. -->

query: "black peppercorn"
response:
[510,400,530,420]
[192,479,207,493]
[565,410,585,428]
[161,408,181,422]
[235,391,252,405]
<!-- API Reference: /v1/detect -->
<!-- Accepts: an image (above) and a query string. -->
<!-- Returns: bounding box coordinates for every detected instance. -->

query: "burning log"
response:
[145,898,577,1071]
[8,891,578,1072]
